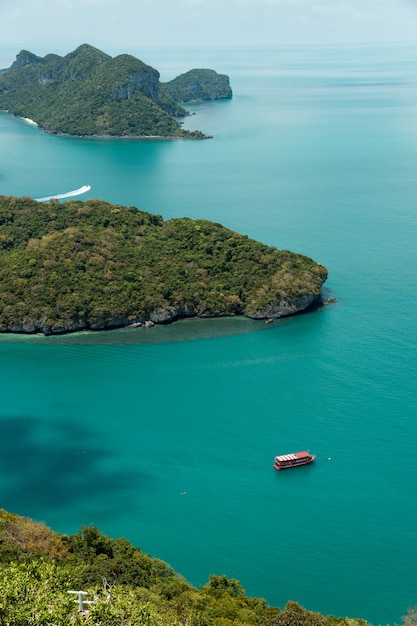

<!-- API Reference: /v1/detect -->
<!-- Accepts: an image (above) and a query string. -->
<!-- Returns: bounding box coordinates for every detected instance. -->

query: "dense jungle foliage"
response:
[0,195,327,335]
[0,44,231,137]
[0,508,374,626]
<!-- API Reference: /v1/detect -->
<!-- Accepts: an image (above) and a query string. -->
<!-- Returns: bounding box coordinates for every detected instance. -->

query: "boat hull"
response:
[273,452,316,470]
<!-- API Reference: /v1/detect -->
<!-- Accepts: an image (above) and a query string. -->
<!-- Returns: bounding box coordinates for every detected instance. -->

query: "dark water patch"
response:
[0,415,152,520]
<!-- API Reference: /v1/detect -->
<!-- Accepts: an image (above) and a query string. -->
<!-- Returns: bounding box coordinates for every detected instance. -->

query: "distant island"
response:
[0,44,232,138]
[0,195,327,335]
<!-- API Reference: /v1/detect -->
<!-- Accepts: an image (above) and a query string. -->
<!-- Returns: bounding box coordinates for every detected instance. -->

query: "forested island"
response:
[0,44,232,138]
[0,195,327,336]
[0,507,374,625]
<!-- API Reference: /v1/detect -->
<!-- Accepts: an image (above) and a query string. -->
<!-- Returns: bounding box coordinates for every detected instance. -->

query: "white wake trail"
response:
[35,184,91,202]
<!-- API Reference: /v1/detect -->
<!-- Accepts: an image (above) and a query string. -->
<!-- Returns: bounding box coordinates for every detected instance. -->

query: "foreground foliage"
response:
[0,44,231,138]
[0,195,327,335]
[0,509,370,626]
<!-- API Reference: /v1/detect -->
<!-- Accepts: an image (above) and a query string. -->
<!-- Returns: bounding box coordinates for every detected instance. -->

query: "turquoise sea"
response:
[1,44,417,625]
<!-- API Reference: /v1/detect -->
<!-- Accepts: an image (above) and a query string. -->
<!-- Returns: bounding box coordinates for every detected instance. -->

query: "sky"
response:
[1,0,417,64]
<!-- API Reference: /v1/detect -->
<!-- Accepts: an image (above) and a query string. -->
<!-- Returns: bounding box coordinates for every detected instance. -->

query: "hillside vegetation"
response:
[0,195,327,335]
[0,508,372,626]
[0,44,232,137]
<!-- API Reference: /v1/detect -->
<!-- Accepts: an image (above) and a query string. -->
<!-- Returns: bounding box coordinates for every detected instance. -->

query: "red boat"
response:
[273,451,316,470]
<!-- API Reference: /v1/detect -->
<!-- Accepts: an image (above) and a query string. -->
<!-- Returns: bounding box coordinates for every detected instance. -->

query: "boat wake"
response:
[35,184,91,202]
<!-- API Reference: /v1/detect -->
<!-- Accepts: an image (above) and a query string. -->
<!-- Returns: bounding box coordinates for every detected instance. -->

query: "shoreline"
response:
[0,296,330,338]
[21,116,38,126]
[0,316,274,346]
[0,111,212,139]
[10,112,210,140]
[48,130,211,140]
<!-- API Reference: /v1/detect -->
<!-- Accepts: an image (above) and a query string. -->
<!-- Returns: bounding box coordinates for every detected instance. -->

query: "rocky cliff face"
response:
[108,62,160,103]
[10,50,45,70]
[246,293,320,320]
[0,297,323,336]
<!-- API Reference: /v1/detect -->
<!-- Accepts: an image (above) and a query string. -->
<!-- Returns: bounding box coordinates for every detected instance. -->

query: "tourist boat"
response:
[273,451,316,470]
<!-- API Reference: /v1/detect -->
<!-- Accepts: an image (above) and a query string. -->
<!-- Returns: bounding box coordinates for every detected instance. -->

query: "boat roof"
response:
[275,451,310,461]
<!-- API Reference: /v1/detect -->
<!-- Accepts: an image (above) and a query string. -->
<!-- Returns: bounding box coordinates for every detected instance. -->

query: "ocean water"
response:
[1,44,417,625]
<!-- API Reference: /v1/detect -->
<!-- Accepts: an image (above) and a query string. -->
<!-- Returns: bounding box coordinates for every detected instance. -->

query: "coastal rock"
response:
[88,315,138,331]
[246,294,319,320]
[5,316,90,336]
[149,305,195,324]
[150,309,179,324]
[0,295,321,335]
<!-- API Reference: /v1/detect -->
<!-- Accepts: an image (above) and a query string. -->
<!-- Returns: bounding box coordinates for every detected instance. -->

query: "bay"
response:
[1,44,417,625]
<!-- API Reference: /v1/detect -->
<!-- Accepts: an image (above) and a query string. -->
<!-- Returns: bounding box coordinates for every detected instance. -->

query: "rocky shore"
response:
[0,294,326,336]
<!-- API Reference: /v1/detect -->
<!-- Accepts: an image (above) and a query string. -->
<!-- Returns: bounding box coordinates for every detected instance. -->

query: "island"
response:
[163,68,233,103]
[0,44,233,138]
[0,195,327,335]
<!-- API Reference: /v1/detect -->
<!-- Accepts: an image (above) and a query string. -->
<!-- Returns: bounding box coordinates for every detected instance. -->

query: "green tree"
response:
[203,574,245,597]
[403,606,417,626]
[0,559,82,625]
